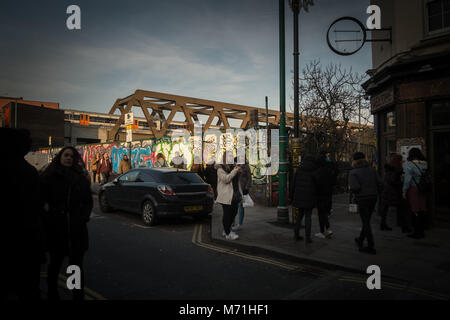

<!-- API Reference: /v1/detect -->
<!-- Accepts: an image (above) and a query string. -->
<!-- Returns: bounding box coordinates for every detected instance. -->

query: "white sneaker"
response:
[222,230,226,237]
[226,232,239,240]
[232,224,241,231]
[315,232,326,239]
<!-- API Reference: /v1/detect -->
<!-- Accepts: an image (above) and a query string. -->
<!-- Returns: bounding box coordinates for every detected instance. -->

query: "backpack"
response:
[411,162,432,193]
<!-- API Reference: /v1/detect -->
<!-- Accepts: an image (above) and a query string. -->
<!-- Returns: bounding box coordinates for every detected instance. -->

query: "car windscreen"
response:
[159,172,204,185]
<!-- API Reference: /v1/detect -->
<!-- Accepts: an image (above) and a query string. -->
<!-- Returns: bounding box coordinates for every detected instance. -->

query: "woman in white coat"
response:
[215,153,243,240]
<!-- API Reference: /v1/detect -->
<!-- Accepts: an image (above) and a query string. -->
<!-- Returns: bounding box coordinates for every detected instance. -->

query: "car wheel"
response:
[142,200,158,226]
[99,192,112,213]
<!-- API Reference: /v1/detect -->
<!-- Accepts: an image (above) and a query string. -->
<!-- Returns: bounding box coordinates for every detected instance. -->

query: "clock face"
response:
[327,17,366,56]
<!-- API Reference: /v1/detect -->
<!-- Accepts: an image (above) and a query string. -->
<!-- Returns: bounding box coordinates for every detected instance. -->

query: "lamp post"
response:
[289,0,313,224]
[277,0,289,223]
[289,0,314,138]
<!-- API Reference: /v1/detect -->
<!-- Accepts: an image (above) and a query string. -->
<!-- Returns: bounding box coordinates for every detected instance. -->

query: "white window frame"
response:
[424,0,450,37]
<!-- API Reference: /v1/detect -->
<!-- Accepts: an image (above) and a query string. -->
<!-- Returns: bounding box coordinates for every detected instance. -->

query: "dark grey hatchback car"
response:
[99,168,214,226]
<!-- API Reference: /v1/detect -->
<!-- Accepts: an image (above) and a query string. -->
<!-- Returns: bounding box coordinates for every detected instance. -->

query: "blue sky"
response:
[0,0,371,117]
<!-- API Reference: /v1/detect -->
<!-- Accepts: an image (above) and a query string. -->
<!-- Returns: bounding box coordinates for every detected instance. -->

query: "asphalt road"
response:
[41,195,444,301]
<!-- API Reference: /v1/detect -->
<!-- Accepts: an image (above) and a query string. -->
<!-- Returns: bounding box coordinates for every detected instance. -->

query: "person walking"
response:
[349,152,382,255]
[315,152,335,239]
[215,154,243,240]
[204,160,218,199]
[403,148,428,239]
[90,154,100,183]
[232,161,252,231]
[40,146,93,300]
[98,153,113,184]
[380,154,408,231]
[290,155,318,244]
[119,154,132,174]
[2,128,45,300]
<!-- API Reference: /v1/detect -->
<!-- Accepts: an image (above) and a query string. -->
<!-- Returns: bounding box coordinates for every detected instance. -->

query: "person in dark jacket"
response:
[119,154,132,174]
[290,155,318,243]
[403,148,428,239]
[40,146,93,300]
[98,152,113,184]
[380,154,409,232]
[204,160,218,199]
[315,152,336,238]
[2,128,44,300]
[349,152,382,255]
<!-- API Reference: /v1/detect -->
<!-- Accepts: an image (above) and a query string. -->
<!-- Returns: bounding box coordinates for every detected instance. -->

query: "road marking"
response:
[58,274,107,300]
[192,224,450,300]
[40,271,107,300]
[337,276,450,300]
[192,223,299,271]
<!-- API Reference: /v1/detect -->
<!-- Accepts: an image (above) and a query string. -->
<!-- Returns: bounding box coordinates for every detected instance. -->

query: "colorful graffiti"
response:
[37,130,275,185]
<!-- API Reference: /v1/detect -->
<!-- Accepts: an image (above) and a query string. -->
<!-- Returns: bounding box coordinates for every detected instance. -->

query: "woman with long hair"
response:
[215,153,242,240]
[403,148,428,239]
[40,146,93,300]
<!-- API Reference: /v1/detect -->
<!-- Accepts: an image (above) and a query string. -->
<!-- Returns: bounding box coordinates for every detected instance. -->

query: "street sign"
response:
[125,112,134,125]
[126,128,132,142]
[126,124,132,130]
[49,136,52,146]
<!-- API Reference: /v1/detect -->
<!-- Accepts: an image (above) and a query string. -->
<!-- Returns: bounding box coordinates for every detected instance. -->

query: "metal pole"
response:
[293,0,300,138]
[15,98,18,128]
[278,0,289,223]
[358,96,361,152]
[265,96,271,207]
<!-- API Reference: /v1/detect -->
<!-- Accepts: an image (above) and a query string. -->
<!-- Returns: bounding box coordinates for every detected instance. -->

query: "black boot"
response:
[380,224,392,231]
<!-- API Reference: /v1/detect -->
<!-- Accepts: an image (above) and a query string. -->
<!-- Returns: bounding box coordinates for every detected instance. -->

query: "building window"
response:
[382,110,396,132]
[431,101,450,127]
[427,0,450,32]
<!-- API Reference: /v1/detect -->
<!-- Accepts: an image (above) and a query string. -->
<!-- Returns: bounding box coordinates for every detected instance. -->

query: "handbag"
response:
[349,193,358,214]
[242,194,254,208]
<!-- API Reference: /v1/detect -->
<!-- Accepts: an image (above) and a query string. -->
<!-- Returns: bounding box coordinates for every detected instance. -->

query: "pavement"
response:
[210,192,450,297]
[91,182,450,297]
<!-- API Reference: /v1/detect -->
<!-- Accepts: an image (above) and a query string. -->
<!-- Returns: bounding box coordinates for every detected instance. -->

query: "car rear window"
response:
[160,172,204,184]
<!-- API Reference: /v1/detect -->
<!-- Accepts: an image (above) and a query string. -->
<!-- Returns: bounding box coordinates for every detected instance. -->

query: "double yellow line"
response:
[192,223,300,271]
[337,275,450,300]
[40,272,107,300]
[192,224,450,300]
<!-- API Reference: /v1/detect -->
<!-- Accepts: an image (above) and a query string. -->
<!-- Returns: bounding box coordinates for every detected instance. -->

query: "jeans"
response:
[237,202,244,225]
[222,203,239,235]
[357,198,377,248]
[294,208,312,239]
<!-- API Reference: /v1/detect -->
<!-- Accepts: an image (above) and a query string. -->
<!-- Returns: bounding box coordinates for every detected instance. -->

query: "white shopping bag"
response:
[242,194,254,208]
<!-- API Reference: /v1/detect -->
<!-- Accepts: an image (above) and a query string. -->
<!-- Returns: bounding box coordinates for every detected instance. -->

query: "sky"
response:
[0,0,372,119]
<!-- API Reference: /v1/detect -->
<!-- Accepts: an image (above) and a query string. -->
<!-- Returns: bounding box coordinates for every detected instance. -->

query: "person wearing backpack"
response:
[403,148,428,239]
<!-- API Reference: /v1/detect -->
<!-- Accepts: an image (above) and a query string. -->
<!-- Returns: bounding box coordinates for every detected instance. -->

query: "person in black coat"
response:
[204,160,218,199]
[315,153,336,238]
[1,128,44,300]
[40,146,93,300]
[290,155,318,243]
[349,152,382,255]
